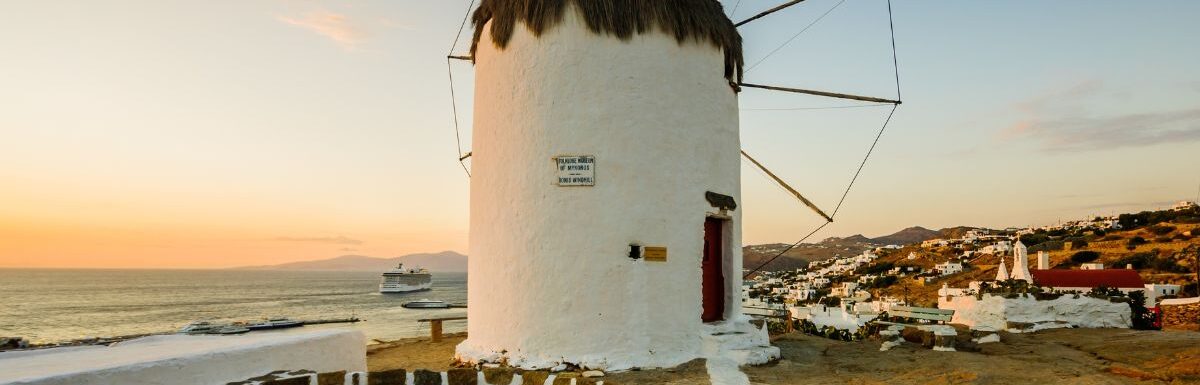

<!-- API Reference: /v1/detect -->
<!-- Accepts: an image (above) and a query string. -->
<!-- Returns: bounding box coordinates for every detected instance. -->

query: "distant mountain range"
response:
[743,226,983,272]
[233,251,467,272]
[234,225,969,273]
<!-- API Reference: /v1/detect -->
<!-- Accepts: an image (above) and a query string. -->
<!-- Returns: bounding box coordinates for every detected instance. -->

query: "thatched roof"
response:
[470,0,743,83]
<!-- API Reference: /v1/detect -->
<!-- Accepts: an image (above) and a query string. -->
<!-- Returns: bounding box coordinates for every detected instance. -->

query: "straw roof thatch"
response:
[470,0,743,83]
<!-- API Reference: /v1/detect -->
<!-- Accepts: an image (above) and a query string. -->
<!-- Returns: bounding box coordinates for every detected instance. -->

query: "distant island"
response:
[233,251,467,272]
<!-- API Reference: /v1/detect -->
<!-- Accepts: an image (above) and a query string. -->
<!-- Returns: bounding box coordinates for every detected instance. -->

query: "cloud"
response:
[1013,79,1103,114]
[1002,107,1200,151]
[1000,80,1200,151]
[275,236,363,245]
[278,11,366,48]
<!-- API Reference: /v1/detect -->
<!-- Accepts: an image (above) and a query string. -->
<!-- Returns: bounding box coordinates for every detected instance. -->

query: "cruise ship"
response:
[379,263,432,293]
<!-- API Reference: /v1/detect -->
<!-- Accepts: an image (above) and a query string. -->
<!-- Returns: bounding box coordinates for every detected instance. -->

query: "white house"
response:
[979,240,1013,255]
[937,283,972,298]
[831,282,860,297]
[935,262,963,276]
[921,239,948,248]
[1081,263,1104,270]
[1145,283,1182,307]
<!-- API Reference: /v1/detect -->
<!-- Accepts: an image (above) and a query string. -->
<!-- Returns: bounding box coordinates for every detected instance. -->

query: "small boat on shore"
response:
[178,321,220,334]
[214,325,250,335]
[402,299,450,309]
[246,317,303,330]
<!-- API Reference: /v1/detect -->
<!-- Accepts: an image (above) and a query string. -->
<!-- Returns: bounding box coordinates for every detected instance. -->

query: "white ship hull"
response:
[379,281,432,293]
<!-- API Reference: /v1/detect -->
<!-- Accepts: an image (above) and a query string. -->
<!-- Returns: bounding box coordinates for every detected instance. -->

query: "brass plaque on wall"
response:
[643,246,667,262]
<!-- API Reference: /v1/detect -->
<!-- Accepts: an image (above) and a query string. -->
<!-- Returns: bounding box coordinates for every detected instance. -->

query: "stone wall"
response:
[228,368,613,385]
[1161,300,1200,328]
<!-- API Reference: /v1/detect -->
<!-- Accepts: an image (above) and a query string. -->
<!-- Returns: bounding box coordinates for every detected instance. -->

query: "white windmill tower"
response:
[444,0,903,372]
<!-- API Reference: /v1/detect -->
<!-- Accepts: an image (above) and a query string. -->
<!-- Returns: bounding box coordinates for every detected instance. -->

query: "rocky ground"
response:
[367,328,1200,384]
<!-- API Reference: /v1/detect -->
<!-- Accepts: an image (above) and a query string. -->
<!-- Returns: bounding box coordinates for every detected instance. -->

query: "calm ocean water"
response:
[0,269,467,344]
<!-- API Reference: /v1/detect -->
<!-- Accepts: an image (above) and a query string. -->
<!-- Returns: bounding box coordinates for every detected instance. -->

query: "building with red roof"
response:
[1030,269,1146,293]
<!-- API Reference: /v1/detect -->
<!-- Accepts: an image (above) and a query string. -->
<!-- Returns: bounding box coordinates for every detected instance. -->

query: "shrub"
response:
[1102,234,1123,241]
[1148,225,1176,235]
[1127,291,1158,330]
[1089,286,1122,297]
[1070,251,1101,263]
[857,261,894,276]
[1150,256,1185,272]
[1182,282,1200,298]
[1112,251,1186,272]
[868,275,898,289]
[1113,252,1154,269]
[1155,237,1172,243]
[1127,236,1147,250]
[1020,233,1051,247]
[1030,240,1064,252]
[1070,239,1089,249]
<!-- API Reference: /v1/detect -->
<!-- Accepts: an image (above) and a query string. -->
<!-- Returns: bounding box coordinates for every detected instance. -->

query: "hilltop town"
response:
[744,201,1200,332]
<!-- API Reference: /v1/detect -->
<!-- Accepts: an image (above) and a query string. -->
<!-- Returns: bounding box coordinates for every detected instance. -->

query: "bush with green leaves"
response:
[1127,290,1159,330]
[856,261,894,275]
[1148,225,1176,235]
[1113,251,1187,272]
[1127,236,1147,250]
[1030,240,1064,252]
[1070,251,1101,263]
[868,275,898,289]
[1088,285,1123,297]
[1020,233,1051,247]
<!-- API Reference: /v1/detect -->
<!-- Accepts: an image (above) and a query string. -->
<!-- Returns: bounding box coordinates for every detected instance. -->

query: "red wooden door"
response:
[702,217,725,322]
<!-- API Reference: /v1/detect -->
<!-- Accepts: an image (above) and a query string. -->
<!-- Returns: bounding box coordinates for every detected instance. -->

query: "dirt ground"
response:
[367,329,1200,384]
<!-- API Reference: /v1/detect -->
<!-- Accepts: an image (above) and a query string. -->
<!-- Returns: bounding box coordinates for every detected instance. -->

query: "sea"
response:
[0,269,467,344]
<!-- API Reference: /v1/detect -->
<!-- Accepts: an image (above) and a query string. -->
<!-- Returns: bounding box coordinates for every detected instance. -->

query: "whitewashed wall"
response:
[939,294,1131,331]
[0,330,366,385]
[458,7,742,371]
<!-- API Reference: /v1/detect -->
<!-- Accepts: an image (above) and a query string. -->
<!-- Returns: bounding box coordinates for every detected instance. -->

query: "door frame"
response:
[702,213,732,323]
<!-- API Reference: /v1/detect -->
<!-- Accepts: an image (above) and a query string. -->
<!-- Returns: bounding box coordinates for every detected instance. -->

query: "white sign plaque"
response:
[555,155,595,186]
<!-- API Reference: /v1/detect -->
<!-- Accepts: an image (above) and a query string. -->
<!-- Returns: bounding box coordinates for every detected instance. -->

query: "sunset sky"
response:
[2,1,1198,268]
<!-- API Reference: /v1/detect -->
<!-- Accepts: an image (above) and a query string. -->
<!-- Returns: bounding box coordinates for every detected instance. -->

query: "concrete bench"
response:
[888,306,954,323]
[417,317,467,342]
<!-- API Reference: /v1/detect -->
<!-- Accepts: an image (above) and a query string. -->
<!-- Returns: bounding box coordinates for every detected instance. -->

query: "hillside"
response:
[866,213,1200,306]
[233,251,467,272]
[743,237,877,272]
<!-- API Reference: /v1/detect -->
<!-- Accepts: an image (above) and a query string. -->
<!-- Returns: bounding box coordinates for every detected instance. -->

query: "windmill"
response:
[441,0,902,371]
